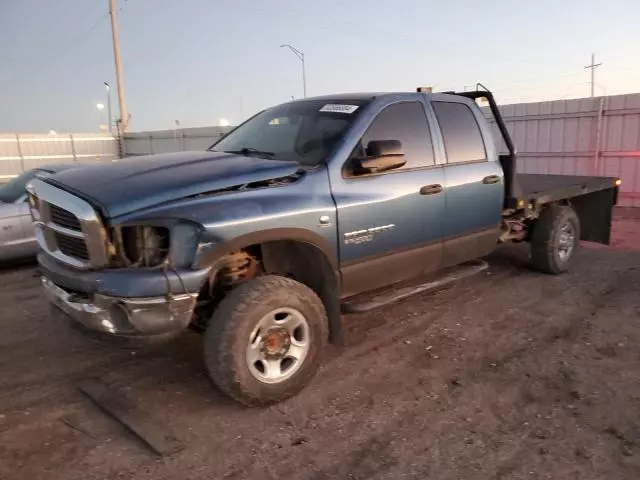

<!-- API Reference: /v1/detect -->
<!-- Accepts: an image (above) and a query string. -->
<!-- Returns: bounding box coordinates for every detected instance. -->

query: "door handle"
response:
[482,175,500,184]
[419,184,443,195]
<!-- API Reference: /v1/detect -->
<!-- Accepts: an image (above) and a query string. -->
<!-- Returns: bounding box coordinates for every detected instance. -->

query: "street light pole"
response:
[104,82,112,134]
[280,44,306,98]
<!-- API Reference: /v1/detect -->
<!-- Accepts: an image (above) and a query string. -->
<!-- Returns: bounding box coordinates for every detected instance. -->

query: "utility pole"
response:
[584,53,603,98]
[109,0,130,132]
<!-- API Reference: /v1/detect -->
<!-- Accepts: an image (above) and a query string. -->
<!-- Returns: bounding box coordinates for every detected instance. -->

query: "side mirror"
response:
[354,140,406,174]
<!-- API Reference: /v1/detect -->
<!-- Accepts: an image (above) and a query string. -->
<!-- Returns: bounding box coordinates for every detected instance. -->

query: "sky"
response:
[1,0,639,133]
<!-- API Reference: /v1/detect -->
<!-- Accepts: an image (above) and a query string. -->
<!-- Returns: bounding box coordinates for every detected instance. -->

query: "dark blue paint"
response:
[48,151,301,218]
[38,252,208,297]
[116,165,340,266]
[442,162,503,238]
[45,91,505,297]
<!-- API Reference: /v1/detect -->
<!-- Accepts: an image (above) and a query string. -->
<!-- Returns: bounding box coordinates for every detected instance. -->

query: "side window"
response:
[432,101,486,164]
[359,102,435,170]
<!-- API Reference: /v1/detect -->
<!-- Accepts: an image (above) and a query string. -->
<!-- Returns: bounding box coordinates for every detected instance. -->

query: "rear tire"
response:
[530,205,580,274]
[204,275,328,406]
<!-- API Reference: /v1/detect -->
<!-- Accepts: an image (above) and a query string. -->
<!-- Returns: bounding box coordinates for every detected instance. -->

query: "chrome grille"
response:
[53,231,90,260]
[49,204,82,231]
[26,179,109,270]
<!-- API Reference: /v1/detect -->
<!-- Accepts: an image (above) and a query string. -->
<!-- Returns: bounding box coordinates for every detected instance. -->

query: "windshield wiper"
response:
[224,147,275,158]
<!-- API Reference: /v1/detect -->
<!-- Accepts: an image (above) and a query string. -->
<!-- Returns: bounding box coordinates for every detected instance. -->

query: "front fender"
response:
[193,227,338,271]
[109,166,338,267]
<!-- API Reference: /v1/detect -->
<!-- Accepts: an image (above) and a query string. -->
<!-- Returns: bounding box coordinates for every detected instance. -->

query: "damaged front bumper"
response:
[38,252,209,341]
[43,276,198,339]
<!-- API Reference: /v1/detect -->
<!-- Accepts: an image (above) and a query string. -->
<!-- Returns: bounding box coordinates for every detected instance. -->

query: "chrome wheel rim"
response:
[557,222,575,261]
[246,307,310,384]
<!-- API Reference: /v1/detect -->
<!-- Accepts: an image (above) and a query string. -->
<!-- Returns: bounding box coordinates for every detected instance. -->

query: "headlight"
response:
[117,226,170,268]
[111,222,202,268]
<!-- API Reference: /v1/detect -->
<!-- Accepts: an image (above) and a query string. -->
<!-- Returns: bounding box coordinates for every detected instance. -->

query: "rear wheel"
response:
[530,205,580,274]
[203,275,328,406]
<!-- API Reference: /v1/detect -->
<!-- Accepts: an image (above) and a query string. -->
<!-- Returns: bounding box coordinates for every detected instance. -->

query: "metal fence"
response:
[0,133,119,181]
[125,99,640,207]
[3,93,639,206]
[123,126,234,156]
[495,93,640,207]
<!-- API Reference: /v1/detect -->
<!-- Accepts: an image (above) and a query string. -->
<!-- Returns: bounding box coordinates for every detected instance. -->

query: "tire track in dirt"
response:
[1,246,639,480]
[229,252,639,480]
[334,249,618,370]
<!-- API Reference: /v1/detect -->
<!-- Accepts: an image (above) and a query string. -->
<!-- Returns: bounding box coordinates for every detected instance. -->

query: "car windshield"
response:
[0,169,42,203]
[210,99,370,166]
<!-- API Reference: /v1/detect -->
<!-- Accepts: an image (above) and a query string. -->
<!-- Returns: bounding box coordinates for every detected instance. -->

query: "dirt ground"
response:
[1,213,640,480]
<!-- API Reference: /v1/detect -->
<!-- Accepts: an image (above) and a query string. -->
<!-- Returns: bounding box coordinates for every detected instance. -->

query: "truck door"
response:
[430,100,504,268]
[330,101,446,298]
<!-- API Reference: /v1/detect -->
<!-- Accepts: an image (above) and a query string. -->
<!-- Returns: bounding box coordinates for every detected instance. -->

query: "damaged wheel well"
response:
[194,240,342,344]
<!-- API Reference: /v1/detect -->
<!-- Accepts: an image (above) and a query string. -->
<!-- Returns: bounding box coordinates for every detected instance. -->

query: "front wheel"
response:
[530,205,580,274]
[204,275,328,406]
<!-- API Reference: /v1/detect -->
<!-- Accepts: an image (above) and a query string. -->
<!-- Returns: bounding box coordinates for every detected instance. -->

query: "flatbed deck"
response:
[516,173,619,205]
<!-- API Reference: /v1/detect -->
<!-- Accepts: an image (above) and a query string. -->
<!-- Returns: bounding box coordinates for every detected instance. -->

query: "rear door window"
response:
[432,101,486,164]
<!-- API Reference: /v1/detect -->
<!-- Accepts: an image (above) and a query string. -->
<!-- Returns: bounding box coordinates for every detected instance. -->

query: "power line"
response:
[255,1,640,93]
[227,1,460,54]
[269,2,424,45]
[229,0,613,74]
[0,0,85,70]
[0,7,109,87]
[59,13,109,50]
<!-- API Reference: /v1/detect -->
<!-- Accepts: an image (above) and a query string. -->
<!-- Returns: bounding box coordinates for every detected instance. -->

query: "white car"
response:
[0,165,80,262]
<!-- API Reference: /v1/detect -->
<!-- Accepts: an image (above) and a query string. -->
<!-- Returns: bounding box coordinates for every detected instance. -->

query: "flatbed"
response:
[517,173,620,205]
[503,173,620,246]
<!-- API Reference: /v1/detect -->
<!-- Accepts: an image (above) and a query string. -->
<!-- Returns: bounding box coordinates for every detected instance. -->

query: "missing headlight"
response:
[117,226,170,267]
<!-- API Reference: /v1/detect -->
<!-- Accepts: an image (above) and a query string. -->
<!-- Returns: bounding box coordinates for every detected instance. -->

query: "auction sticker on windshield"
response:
[319,104,359,114]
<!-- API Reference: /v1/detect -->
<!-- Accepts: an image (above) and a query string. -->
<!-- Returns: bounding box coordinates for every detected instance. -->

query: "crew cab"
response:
[28,87,620,406]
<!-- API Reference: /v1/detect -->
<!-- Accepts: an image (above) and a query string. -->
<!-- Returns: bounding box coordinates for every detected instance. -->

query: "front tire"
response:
[530,205,580,274]
[204,275,328,406]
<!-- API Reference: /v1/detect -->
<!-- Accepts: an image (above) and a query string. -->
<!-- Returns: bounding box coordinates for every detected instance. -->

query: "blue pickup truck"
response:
[27,88,620,406]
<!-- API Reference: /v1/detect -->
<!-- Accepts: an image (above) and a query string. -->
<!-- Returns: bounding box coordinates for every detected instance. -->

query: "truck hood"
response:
[47,151,301,218]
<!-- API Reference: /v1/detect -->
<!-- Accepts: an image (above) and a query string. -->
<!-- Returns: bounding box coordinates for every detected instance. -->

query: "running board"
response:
[341,260,489,314]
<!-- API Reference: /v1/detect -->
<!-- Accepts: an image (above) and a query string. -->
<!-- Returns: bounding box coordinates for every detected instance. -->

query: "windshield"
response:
[0,169,43,203]
[210,99,370,166]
